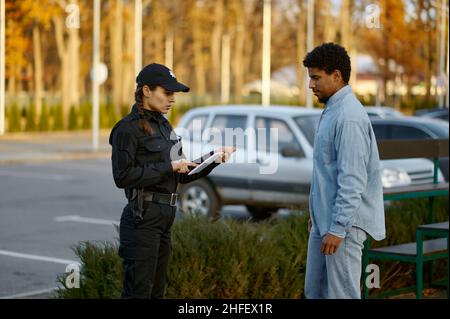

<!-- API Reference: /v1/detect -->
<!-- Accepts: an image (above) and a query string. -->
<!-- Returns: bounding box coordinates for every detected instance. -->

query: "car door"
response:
[250,116,312,205]
[203,113,257,202]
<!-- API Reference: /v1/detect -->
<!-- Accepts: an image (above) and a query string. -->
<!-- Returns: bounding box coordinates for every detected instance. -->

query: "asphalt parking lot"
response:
[0,157,257,298]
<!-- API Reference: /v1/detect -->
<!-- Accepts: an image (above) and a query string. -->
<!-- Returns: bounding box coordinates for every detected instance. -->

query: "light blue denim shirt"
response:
[309,85,386,241]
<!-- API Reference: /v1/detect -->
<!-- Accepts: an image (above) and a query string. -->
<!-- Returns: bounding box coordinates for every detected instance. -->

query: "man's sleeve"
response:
[329,121,370,237]
[111,130,172,189]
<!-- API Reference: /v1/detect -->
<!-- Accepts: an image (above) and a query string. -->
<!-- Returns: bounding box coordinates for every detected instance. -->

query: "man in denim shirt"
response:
[303,43,386,299]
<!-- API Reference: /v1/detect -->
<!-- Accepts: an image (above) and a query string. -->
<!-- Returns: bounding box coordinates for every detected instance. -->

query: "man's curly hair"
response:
[303,43,351,84]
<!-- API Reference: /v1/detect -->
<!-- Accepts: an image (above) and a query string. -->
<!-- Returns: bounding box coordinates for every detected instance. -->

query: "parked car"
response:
[370,116,449,181]
[175,105,444,219]
[415,107,449,122]
[364,106,404,119]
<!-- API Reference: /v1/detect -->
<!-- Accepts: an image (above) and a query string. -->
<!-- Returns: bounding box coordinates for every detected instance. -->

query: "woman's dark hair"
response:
[303,43,351,83]
[135,84,156,135]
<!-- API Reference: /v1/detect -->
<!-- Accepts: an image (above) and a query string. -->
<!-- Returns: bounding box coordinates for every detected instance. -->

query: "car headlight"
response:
[381,168,411,188]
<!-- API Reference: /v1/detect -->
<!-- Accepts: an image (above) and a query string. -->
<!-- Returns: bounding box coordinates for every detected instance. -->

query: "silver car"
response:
[175,105,444,219]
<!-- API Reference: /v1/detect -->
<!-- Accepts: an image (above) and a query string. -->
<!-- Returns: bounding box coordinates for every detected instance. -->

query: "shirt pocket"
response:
[138,136,169,162]
[144,136,167,152]
[319,138,335,165]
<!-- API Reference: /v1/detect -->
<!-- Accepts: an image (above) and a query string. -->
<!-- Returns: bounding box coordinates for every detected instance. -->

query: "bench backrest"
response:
[377,139,449,183]
[377,139,449,159]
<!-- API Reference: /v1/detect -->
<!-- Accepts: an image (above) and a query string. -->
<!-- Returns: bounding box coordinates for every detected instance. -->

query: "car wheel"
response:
[179,179,221,218]
[246,205,277,220]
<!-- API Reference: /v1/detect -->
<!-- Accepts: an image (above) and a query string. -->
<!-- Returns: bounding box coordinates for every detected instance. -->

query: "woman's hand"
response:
[171,159,198,174]
[215,146,236,163]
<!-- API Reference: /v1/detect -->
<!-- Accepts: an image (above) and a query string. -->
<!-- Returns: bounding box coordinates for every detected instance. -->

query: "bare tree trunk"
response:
[122,4,135,112]
[341,0,351,49]
[233,10,245,103]
[211,0,223,97]
[53,15,70,127]
[68,26,80,109]
[7,71,15,98]
[340,0,354,92]
[297,0,306,104]
[192,9,206,96]
[150,0,165,64]
[33,26,43,117]
[323,0,336,42]
[382,57,389,105]
[110,0,124,116]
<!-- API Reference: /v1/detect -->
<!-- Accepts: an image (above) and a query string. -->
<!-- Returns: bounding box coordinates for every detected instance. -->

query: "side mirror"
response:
[280,146,304,158]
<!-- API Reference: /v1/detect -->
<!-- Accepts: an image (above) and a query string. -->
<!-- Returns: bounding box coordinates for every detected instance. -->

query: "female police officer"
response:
[109,63,234,299]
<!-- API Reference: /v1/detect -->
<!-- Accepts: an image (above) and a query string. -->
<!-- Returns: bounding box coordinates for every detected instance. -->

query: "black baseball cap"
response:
[136,63,190,92]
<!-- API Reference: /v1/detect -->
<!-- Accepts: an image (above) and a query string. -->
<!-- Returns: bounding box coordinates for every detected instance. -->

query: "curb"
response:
[0,151,110,165]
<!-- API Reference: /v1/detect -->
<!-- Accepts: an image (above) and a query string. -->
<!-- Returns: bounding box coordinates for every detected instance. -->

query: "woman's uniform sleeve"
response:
[176,150,220,184]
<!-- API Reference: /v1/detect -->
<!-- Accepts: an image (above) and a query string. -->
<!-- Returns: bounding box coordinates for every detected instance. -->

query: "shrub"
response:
[25,104,37,132]
[167,214,308,298]
[38,103,50,131]
[79,102,92,129]
[52,105,64,131]
[55,241,122,299]
[68,106,79,131]
[55,198,448,299]
[7,103,21,132]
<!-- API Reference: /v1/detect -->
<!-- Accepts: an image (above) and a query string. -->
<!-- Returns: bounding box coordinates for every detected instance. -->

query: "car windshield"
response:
[294,114,321,146]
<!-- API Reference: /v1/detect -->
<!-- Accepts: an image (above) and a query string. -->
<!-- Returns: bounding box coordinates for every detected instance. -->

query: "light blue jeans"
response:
[304,226,367,299]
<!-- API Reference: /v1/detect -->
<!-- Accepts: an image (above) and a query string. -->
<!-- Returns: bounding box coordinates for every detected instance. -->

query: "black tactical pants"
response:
[118,201,176,299]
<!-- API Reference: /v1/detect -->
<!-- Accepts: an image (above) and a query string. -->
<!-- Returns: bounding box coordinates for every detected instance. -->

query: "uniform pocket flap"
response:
[142,136,168,152]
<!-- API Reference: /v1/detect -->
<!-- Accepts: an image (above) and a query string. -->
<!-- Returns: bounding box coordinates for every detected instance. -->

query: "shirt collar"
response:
[131,104,167,124]
[325,85,352,110]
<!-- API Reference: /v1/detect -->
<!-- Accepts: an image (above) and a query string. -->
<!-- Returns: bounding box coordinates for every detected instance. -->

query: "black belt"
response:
[143,191,178,207]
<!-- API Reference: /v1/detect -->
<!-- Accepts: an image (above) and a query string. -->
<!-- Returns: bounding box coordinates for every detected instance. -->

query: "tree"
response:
[52,0,81,128]
[19,0,58,118]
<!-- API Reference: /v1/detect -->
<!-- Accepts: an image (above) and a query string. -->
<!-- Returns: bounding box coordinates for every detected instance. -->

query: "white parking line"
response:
[0,287,58,299]
[0,170,72,181]
[54,215,119,226]
[0,249,79,265]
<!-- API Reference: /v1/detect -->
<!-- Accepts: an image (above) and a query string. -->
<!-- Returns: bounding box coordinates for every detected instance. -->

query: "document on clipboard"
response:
[188,152,222,175]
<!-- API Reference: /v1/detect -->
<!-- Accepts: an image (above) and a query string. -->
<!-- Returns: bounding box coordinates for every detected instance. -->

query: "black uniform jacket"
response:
[109,104,219,198]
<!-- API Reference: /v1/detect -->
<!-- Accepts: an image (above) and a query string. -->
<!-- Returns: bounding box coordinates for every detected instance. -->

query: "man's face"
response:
[307,67,342,104]
[143,85,176,114]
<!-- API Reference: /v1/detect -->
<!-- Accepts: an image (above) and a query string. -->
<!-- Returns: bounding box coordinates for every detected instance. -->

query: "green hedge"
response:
[55,197,448,299]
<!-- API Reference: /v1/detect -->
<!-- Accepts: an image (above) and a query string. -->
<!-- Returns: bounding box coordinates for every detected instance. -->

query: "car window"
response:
[372,124,390,139]
[294,115,321,146]
[390,125,431,139]
[255,117,302,156]
[209,115,247,148]
[184,115,208,141]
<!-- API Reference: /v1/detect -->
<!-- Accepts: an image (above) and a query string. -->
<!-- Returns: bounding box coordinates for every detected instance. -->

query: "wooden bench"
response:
[362,139,449,299]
